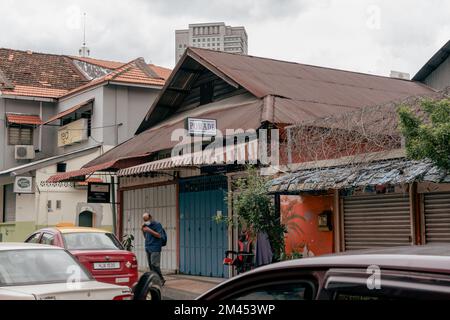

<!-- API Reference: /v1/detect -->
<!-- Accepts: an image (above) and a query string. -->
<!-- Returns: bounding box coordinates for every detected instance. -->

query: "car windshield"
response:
[63,232,122,251]
[0,249,91,287]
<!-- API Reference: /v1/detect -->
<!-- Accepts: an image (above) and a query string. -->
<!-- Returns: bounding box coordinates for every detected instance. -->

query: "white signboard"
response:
[14,176,33,194]
[58,118,89,147]
[186,118,217,136]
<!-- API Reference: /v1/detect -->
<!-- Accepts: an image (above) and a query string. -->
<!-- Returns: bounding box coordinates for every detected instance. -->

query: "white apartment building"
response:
[175,22,248,63]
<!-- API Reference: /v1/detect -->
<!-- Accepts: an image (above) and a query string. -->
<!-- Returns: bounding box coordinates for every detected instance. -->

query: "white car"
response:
[0,243,133,300]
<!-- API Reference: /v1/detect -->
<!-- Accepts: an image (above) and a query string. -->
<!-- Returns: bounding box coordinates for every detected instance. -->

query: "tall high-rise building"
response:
[175,22,248,63]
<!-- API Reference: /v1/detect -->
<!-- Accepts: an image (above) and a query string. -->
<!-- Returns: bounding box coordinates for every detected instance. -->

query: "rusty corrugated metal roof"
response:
[190,48,432,99]
[83,48,436,173]
[189,48,435,123]
[137,47,435,133]
[269,157,450,193]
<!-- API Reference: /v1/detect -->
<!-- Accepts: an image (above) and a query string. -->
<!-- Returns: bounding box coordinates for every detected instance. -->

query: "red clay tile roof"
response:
[0,48,89,98]
[148,64,172,80]
[6,113,43,125]
[0,48,171,99]
[0,85,69,99]
[60,58,167,98]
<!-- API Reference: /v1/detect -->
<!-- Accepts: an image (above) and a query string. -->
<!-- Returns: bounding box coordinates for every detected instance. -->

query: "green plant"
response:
[398,99,450,170]
[231,166,287,261]
[122,234,135,252]
[280,250,303,261]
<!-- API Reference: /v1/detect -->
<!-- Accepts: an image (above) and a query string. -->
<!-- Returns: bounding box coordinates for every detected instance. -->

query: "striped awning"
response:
[118,142,259,177]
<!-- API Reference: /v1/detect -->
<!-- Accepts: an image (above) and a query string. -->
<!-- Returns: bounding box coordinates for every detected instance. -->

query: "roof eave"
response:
[413,40,450,81]
[135,48,244,135]
[108,81,164,90]
[0,145,102,177]
[0,92,57,102]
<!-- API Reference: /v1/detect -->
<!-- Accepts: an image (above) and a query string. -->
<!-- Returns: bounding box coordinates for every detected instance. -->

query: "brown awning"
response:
[47,160,116,183]
[6,113,42,125]
[44,99,94,124]
[47,155,151,182]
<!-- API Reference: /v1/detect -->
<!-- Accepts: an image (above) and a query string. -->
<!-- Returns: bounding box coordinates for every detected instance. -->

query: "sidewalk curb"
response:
[163,287,199,300]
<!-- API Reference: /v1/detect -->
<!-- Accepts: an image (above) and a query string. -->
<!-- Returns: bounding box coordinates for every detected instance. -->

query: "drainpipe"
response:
[111,176,117,235]
[38,101,43,152]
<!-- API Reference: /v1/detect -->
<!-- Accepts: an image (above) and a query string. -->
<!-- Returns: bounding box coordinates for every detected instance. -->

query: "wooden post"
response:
[409,183,417,245]
[227,174,233,279]
[333,189,341,253]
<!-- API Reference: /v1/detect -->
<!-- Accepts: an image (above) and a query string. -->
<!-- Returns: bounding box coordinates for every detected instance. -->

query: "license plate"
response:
[116,277,130,284]
[93,262,120,270]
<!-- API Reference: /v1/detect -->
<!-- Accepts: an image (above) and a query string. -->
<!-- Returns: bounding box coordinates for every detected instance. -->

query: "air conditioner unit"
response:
[15,145,35,160]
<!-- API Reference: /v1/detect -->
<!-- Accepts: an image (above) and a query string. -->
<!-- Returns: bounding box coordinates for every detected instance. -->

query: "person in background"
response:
[142,213,165,285]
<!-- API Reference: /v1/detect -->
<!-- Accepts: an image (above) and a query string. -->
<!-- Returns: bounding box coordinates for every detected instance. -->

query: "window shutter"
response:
[8,126,33,145]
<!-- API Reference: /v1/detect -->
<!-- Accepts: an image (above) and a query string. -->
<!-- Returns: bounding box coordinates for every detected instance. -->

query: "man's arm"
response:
[142,226,162,239]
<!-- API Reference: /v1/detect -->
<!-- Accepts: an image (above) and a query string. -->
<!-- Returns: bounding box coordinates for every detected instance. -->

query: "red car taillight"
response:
[129,256,138,269]
[113,294,133,300]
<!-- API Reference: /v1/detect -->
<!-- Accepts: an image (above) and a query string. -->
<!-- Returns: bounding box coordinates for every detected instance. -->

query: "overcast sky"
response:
[1,0,449,77]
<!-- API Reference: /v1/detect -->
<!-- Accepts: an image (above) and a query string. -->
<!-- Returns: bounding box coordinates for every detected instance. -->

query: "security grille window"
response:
[8,124,33,145]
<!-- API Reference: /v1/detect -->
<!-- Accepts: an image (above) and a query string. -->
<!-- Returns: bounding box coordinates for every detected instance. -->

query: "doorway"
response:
[79,211,94,228]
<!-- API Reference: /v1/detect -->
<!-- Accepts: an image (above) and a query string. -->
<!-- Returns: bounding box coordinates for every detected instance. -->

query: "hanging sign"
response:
[87,182,111,204]
[14,176,33,194]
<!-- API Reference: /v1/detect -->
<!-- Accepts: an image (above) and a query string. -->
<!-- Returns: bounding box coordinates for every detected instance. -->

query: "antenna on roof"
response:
[78,12,90,57]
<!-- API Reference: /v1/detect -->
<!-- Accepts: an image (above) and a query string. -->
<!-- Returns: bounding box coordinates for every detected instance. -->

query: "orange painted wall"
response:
[281,195,334,257]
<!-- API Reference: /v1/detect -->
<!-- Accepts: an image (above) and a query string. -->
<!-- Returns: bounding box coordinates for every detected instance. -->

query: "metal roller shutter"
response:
[179,176,229,278]
[123,184,178,273]
[343,194,412,250]
[424,193,450,243]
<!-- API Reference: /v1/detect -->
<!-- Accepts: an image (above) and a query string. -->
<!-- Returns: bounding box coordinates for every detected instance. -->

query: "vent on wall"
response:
[57,163,67,173]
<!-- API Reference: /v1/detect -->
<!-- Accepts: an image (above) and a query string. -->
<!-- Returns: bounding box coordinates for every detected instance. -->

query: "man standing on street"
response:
[142,213,166,285]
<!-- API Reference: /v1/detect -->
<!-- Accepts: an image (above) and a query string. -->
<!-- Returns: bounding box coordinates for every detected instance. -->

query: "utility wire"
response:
[0,117,122,131]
